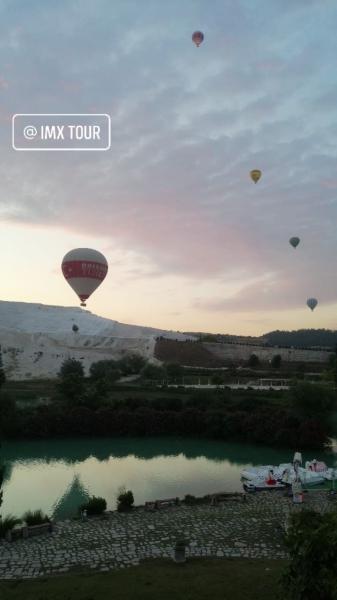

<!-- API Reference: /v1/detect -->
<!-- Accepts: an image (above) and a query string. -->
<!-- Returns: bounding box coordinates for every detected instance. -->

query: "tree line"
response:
[0,354,336,449]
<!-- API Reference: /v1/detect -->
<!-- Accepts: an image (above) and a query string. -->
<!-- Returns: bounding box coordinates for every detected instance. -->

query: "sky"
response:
[1,0,337,335]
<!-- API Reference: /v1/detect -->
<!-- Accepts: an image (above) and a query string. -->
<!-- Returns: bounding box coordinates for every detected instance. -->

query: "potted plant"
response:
[174,538,189,563]
[117,488,134,513]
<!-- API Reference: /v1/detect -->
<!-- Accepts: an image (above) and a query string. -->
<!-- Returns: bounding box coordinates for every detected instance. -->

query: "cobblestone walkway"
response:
[0,491,335,580]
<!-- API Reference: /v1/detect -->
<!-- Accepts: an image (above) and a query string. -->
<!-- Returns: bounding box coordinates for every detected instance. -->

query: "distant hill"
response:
[263,329,337,349]
[183,329,337,350]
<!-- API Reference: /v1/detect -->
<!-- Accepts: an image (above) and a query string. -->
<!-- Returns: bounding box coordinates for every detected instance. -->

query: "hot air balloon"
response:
[289,237,300,248]
[192,31,204,47]
[307,298,318,311]
[62,248,108,307]
[250,169,262,184]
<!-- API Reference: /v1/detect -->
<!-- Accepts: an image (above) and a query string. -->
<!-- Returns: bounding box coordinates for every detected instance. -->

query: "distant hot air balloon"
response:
[192,31,204,47]
[289,237,300,248]
[307,298,318,311]
[250,169,262,184]
[62,248,108,307]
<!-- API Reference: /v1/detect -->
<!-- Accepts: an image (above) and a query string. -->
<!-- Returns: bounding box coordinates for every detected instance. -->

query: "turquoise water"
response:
[1,437,336,520]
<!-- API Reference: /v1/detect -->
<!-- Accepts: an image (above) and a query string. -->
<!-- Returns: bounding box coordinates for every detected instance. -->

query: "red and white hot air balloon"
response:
[61,248,108,307]
[192,31,204,47]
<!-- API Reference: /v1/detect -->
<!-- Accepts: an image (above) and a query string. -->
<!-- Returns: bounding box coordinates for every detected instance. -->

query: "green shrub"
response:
[281,510,337,599]
[0,515,21,537]
[79,496,107,516]
[23,509,50,526]
[117,488,134,512]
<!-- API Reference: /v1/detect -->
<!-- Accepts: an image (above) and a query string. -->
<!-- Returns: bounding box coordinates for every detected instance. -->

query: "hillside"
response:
[184,329,337,350]
[155,339,225,367]
[0,301,195,380]
[0,301,334,380]
[263,329,337,349]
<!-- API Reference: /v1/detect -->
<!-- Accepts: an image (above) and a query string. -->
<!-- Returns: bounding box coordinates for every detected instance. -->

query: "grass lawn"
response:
[0,558,286,600]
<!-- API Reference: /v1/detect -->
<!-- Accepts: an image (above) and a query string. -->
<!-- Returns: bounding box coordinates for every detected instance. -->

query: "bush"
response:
[184,494,197,505]
[0,515,21,537]
[271,354,282,368]
[23,509,50,526]
[79,496,107,516]
[282,510,337,599]
[248,353,260,368]
[117,488,134,512]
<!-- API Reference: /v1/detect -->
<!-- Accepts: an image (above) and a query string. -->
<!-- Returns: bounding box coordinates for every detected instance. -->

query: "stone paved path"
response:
[0,491,335,580]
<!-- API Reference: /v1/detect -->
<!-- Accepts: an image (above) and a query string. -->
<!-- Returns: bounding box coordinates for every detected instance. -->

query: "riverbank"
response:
[1,383,331,450]
[0,491,335,581]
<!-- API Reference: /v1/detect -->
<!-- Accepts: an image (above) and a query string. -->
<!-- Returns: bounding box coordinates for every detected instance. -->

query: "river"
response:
[1,436,336,520]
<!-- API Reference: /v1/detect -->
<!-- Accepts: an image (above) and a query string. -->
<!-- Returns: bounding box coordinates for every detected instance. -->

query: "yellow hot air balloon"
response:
[250,169,262,184]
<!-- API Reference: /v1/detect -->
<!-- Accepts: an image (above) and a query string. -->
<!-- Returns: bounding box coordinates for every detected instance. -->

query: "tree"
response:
[117,354,146,376]
[0,462,4,516]
[271,354,282,368]
[142,364,166,381]
[211,373,224,386]
[58,358,85,401]
[59,358,84,379]
[90,360,120,383]
[166,363,183,380]
[0,393,16,437]
[89,360,121,396]
[0,348,8,516]
[290,381,337,420]
[282,510,337,600]
[325,355,337,384]
[248,353,260,368]
[0,346,6,390]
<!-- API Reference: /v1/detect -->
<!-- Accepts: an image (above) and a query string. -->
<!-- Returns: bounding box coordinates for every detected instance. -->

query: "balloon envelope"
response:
[289,237,300,248]
[192,31,204,46]
[307,298,318,311]
[62,248,108,306]
[250,169,261,183]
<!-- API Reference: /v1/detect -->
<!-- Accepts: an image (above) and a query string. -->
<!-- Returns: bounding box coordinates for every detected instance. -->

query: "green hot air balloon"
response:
[289,237,300,248]
[307,298,318,311]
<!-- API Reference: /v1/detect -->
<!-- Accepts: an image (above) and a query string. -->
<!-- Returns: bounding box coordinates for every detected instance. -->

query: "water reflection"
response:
[53,474,90,519]
[1,436,336,520]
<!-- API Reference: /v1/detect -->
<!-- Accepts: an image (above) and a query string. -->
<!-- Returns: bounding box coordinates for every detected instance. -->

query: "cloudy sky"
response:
[1,0,337,334]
